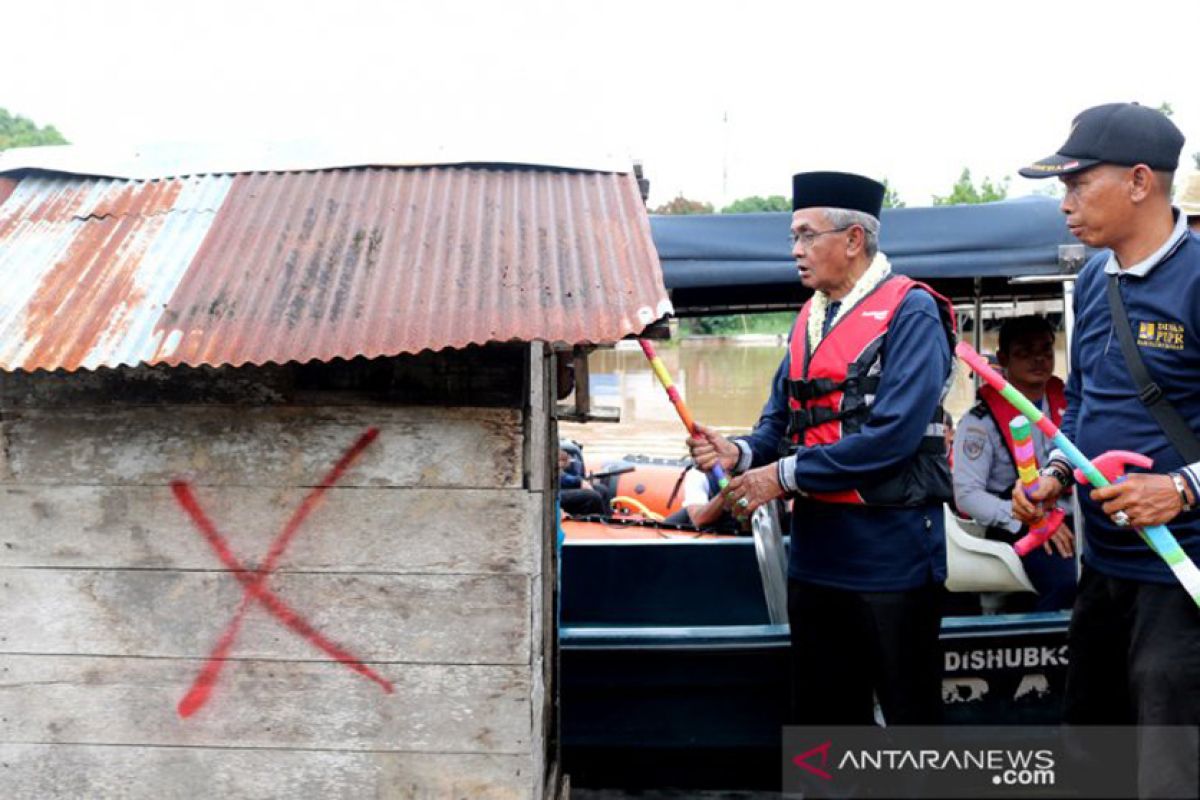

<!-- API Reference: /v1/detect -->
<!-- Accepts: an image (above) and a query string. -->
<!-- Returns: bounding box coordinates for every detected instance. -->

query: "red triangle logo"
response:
[792,740,833,781]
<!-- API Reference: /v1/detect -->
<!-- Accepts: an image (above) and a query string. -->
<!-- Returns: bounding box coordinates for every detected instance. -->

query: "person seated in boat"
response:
[953,315,1076,612]
[558,442,611,517]
[1182,171,1200,234]
[662,465,740,532]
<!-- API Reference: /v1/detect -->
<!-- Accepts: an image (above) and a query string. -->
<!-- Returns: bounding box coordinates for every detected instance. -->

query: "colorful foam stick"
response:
[956,341,1200,606]
[638,339,729,494]
[1009,415,1067,557]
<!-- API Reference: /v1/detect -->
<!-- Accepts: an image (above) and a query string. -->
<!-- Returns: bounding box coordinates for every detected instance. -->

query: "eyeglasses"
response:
[789,225,854,248]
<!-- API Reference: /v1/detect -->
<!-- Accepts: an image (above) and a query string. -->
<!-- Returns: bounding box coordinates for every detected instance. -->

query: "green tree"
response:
[932,167,1009,205]
[0,108,68,151]
[684,316,741,335]
[652,194,714,215]
[881,178,905,209]
[720,194,791,214]
[682,311,795,336]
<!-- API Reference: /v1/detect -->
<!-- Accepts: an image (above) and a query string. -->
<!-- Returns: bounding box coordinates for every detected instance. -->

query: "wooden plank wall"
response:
[523,342,563,800]
[0,346,560,799]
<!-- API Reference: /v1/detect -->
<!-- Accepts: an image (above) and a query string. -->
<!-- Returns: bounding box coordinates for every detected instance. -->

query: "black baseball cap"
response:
[792,171,885,218]
[1019,102,1184,179]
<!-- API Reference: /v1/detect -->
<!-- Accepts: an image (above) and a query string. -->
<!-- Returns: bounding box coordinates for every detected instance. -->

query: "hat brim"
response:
[1018,153,1100,179]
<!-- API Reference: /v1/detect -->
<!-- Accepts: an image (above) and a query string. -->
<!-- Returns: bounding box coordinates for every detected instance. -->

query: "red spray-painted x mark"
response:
[171,427,394,718]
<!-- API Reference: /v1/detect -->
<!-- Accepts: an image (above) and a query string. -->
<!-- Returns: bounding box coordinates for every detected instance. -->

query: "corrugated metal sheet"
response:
[0,166,669,373]
[0,175,234,372]
[0,140,630,181]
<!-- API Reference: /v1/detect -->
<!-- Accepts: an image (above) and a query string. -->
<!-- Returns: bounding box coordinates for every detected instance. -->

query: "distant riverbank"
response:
[565,333,1067,468]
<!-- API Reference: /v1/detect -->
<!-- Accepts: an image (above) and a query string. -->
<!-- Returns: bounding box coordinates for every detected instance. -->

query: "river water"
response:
[560,332,1068,466]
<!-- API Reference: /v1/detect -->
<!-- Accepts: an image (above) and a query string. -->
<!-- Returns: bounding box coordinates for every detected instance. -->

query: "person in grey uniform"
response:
[953,315,1076,611]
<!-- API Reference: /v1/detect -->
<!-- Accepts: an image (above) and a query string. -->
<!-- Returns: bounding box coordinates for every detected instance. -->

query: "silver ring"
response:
[1112,510,1131,528]
[737,497,750,509]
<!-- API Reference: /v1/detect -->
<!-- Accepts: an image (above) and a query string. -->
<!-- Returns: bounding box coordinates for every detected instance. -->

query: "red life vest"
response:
[785,274,957,506]
[977,377,1067,472]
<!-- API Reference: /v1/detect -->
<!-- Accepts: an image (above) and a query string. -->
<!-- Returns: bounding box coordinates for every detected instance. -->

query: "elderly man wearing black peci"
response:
[688,171,956,726]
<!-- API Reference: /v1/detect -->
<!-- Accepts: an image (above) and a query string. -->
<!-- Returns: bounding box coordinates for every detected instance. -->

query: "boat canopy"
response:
[651,196,1090,314]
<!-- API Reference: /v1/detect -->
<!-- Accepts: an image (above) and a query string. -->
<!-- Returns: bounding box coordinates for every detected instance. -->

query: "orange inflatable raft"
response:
[560,456,736,541]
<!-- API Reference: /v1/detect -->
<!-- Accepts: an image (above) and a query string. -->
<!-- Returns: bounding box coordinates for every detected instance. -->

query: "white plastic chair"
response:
[944,507,1036,594]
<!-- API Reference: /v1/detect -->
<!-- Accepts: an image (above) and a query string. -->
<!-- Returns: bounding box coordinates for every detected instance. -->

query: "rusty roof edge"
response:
[0,168,669,375]
[0,323,675,376]
[0,142,637,182]
[0,162,635,185]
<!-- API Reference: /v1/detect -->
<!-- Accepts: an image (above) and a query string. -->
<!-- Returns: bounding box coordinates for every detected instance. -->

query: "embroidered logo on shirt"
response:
[1136,320,1185,351]
[963,434,986,460]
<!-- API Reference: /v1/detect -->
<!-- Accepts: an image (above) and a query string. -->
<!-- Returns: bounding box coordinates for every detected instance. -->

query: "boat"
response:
[560,458,1070,786]
[559,197,1087,787]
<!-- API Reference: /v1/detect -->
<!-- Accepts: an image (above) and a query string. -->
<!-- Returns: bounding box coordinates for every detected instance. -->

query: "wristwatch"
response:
[1039,462,1073,489]
[1169,472,1195,512]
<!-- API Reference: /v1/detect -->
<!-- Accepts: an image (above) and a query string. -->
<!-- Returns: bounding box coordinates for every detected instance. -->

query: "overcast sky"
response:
[4,0,1199,209]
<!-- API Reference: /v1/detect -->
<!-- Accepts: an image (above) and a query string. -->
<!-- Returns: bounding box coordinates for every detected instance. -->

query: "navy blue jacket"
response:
[560,449,585,490]
[1061,229,1200,583]
[739,289,951,591]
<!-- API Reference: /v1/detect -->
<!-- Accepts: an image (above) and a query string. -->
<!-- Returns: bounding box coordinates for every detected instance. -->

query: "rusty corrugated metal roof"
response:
[0,140,630,181]
[0,166,669,373]
[0,177,16,207]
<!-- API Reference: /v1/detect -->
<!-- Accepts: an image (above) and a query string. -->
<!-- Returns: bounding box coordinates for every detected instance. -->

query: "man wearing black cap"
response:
[1013,102,1200,795]
[688,171,957,725]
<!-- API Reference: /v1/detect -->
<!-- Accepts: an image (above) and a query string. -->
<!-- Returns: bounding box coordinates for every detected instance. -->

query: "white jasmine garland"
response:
[806,251,893,352]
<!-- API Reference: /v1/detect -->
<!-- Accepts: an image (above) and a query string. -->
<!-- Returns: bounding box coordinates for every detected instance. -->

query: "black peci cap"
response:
[1019,102,1185,179]
[792,171,885,218]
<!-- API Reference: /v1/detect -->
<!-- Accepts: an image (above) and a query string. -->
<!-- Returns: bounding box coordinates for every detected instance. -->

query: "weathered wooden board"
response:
[526,346,559,791]
[0,362,296,409]
[0,655,531,754]
[0,406,523,488]
[0,350,553,798]
[0,344,529,411]
[524,344,548,492]
[0,485,537,575]
[0,570,530,664]
[0,744,534,800]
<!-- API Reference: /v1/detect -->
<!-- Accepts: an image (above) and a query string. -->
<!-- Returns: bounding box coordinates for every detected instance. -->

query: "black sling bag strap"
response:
[1106,273,1200,463]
